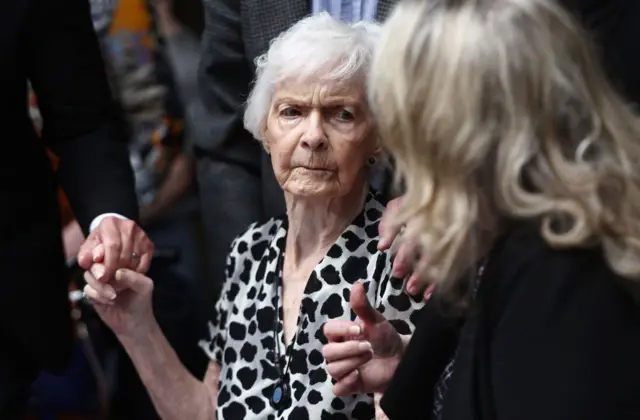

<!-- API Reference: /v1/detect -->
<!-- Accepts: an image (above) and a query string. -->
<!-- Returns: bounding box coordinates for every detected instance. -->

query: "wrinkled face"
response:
[263,79,377,198]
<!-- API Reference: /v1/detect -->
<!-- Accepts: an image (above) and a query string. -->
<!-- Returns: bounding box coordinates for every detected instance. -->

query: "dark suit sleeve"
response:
[490,246,640,420]
[24,0,138,231]
[196,0,266,292]
[197,0,262,170]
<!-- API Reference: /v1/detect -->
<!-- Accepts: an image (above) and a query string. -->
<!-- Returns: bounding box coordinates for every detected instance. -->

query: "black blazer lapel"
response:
[380,304,463,420]
[440,303,481,420]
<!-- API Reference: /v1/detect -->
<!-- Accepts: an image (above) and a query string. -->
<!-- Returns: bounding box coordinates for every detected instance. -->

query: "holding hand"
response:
[78,216,154,283]
[83,246,155,339]
[323,282,405,396]
[378,197,435,300]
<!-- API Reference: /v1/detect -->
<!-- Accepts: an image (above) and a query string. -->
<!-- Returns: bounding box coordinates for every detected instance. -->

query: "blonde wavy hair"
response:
[371,0,640,294]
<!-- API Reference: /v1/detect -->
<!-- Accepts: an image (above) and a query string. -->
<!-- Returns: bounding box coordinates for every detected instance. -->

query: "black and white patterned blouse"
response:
[199,192,424,420]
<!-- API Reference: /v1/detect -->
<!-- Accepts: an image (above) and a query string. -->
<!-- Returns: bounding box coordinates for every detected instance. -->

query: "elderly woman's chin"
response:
[280,169,346,198]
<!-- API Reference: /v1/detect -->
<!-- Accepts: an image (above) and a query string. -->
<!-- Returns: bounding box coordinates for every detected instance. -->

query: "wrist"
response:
[119,317,160,349]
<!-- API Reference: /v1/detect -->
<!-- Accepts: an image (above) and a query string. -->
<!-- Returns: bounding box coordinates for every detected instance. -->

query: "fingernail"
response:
[348,326,361,336]
[358,341,372,352]
[105,286,117,300]
[115,270,123,281]
[347,370,359,382]
[94,265,105,280]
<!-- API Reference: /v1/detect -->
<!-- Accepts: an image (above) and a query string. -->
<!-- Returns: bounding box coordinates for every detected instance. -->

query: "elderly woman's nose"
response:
[300,112,328,150]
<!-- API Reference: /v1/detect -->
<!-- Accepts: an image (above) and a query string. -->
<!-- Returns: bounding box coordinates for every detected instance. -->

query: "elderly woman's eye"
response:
[280,107,301,118]
[335,109,355,122]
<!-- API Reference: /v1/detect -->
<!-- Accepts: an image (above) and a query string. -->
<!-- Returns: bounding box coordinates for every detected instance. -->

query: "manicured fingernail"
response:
[348,326,361,336]
[358,341,372,352]
[105,286,117,300]
[115,270,123,281]
[92,265,105,280]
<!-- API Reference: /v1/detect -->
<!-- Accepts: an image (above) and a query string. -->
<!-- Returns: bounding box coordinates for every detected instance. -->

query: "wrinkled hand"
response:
[378,197,435,300]
[322,282,404,396]
[78,216,154,283]
[83,248,155,338]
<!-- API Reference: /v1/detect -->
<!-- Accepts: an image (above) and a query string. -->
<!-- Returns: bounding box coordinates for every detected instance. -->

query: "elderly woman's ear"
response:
[370,138,384,163]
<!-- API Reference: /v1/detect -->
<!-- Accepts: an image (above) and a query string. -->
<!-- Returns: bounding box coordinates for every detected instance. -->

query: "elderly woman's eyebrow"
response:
[273,96,362,107]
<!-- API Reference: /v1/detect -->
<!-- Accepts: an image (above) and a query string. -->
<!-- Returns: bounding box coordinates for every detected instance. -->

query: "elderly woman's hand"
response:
[378,197,435,301]
[322,282,405,396]
[83,245,155,340]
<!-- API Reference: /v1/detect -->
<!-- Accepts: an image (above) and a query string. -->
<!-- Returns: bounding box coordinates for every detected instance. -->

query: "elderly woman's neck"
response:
[285,186,367,264]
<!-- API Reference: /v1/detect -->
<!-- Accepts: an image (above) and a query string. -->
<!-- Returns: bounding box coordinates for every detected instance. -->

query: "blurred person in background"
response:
[195,0,400,306]
[0,0,154,418]
[56,0,208,418]
[323,1,640,419]
[82,14,424,420]
[152,0,203,108]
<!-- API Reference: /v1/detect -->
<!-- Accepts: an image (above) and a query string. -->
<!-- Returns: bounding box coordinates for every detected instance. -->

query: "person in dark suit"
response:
[0,0,153,418]
[321,0,640,419]
[194,0,399,302]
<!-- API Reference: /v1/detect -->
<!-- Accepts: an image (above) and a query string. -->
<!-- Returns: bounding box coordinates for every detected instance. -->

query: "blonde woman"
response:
[322,0,640,419]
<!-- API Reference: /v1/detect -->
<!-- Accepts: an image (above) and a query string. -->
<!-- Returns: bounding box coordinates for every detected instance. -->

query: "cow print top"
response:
[199,191,424,420]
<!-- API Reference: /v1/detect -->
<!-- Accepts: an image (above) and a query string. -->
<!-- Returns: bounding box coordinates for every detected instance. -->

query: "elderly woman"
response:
[323,0,640,419]
[82,13,423,420]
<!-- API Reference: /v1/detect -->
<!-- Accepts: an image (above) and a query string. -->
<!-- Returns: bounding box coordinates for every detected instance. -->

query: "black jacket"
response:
[0,0,138,388]
[381,221,640,420]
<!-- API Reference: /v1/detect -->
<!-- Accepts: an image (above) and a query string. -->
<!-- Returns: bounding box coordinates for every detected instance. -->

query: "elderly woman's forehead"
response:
[273,78,366,102]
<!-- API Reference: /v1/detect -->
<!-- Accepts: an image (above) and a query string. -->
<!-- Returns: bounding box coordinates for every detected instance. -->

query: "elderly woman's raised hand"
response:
[378,197,435,301]
[322,282,405,396]
[83,245,155,339]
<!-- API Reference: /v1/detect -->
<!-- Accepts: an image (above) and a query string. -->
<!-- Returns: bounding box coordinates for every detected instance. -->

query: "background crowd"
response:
[1,0,639,419]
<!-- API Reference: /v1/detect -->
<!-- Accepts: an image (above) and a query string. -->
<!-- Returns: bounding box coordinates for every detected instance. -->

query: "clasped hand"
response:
[78,216,154,281]
[78,216,156,337]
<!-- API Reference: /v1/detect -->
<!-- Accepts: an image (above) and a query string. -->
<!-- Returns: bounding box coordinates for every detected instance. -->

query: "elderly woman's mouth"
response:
[295,166,334,173]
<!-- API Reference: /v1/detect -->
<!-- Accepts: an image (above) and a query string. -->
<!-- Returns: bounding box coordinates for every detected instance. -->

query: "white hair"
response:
[243,12,381,142]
